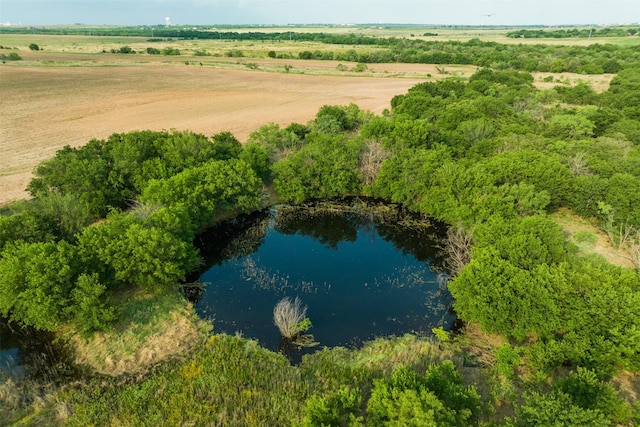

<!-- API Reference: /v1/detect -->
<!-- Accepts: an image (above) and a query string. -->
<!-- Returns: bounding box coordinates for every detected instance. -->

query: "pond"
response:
[190,199,456,357]
[0,321,64,379]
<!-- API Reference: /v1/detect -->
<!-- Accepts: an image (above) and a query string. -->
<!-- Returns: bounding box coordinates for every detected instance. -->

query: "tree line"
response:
[507,27,639,39]
[4,26,638,75]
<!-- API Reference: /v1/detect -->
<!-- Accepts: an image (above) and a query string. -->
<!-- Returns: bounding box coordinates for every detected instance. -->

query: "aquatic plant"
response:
[273,296,308,339]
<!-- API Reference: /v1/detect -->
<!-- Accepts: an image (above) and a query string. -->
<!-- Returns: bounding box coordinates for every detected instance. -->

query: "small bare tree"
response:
[617,229,640,270]
[273,297,307,339]
[359,140,390,186]
[568,152,591,176]
[598,202,635,249]
[443,225,474,277]
[627,233,640,270]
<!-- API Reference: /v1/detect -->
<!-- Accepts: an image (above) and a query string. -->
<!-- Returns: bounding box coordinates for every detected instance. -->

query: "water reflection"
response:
[192,199,454,359]
[0,320,64,380]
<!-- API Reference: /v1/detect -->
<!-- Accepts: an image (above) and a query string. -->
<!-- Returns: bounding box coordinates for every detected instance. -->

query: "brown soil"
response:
[0,63,430,205]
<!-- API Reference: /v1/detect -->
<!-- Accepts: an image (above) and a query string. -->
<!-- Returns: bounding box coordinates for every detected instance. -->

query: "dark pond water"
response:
[190,199,455,356]
[0,321,63,379]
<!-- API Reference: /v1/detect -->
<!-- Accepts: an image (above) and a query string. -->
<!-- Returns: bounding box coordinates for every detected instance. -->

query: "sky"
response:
[1,0,639,27]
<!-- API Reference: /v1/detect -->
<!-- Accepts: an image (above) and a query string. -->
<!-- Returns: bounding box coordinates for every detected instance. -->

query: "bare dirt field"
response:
[0,62,430,204]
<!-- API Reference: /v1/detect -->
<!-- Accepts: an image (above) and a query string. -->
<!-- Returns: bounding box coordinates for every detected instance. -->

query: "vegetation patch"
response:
[552,208,636,268]
[67,291,210,376]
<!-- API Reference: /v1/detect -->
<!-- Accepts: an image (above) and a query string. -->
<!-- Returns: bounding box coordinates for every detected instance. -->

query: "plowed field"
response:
[1,64,427,204]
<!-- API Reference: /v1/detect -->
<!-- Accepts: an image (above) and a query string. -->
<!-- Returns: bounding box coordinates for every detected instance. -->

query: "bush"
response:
[0,52,22,60]
[554,368,632,424]
[367,363,480,426]
[225,49,243,57]
[301,386,363,426]
[352,62,368,72]
[517,392,609,426]
[162,47,181,55]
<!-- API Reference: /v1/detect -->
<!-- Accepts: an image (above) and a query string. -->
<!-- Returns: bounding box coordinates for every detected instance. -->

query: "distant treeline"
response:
[294,39,638,74]
[507,27,639,38]
[3,26,640,74]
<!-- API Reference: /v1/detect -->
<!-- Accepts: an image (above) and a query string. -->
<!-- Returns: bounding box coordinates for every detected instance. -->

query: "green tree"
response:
[369,146,452,207]
[248,122,305,162]
[28,140,117,218]
[0,240,81,330]
[78,215,200,291]
[546,114,595,140]
[239,143,271,181]
[273,134,362,202]
[448,247,561,341]
[516,391,609,427]
[211,131,242,161]
[604,173,640,227]
[474,215,569,270]
[141,159,262,229]
[67,273,116,334]
[482,149,575,208]
[0,202,59,251]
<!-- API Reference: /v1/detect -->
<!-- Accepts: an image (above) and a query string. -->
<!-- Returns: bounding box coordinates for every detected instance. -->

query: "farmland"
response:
[0,26,631,204]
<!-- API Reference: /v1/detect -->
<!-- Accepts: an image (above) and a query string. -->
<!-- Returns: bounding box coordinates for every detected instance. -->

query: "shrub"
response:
[0,52,22,60]
[516,391,610,427]
[352,62,368,72]
[162,47,181,55]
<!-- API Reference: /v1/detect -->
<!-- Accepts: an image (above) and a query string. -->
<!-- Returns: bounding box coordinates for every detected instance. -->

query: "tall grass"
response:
[64,335,309,426]
[273,297,307,339]
[4,332,469,425]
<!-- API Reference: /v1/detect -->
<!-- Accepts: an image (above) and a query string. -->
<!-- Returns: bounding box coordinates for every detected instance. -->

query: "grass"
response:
[551,207,635,269]
[1,328,467,425]
[23,333,458,426]
[64,335,307,426]
[273,296,308,339]
[64,289,210,376]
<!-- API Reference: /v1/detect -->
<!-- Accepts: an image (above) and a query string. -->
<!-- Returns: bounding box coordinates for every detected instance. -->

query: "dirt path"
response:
[0,64,424,204]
